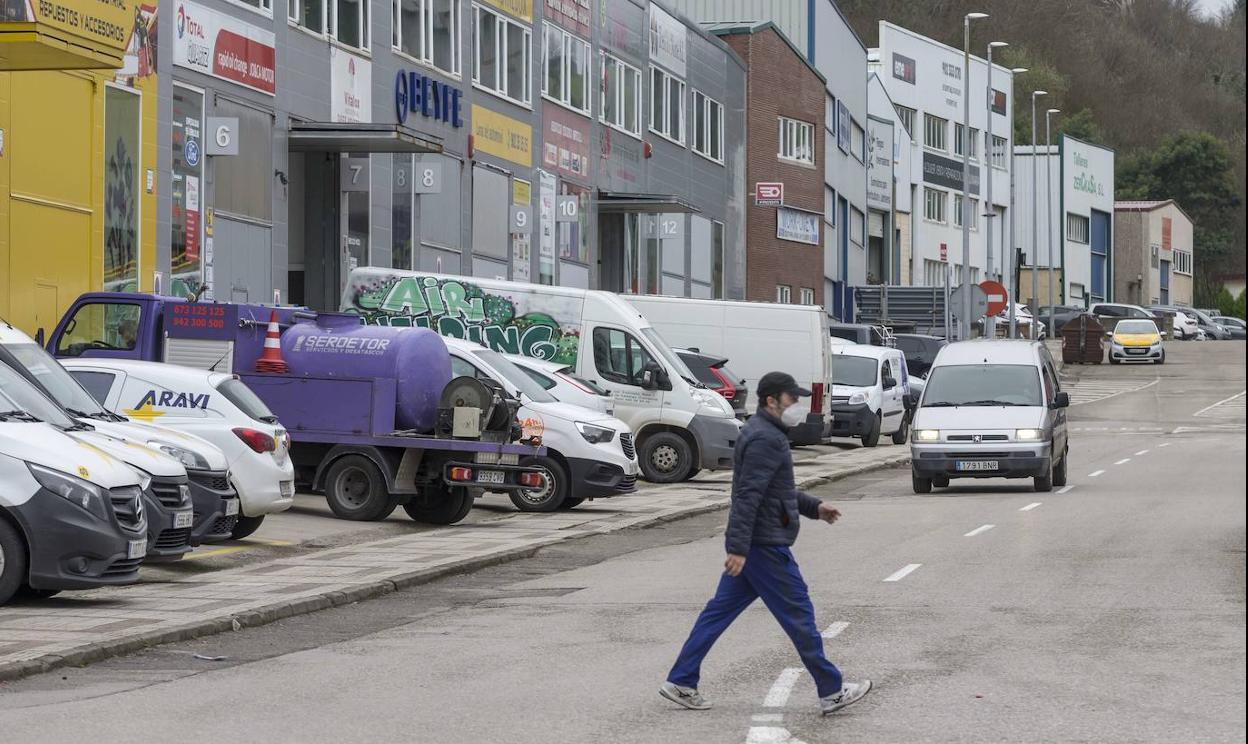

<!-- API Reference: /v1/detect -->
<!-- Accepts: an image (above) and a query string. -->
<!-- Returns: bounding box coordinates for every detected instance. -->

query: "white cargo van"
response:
[342,268,740,483]
[622,296,832,445]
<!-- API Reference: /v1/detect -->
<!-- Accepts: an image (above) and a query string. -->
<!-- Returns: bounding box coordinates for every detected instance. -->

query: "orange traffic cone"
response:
[255,310,289,373]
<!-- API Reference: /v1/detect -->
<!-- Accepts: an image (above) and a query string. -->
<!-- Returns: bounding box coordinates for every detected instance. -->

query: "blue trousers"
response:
[667,545,843,698]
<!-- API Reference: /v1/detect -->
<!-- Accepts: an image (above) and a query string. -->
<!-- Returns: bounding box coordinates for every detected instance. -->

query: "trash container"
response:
[1062,314,1105,364]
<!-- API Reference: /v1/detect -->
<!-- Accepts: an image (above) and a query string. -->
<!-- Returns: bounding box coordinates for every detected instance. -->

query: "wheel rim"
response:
[651,444,680,473]
[518,465,556,506]
[0,543,5,576]
[333,467,371,509]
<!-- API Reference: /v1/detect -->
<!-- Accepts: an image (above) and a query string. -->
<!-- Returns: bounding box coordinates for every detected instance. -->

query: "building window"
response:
[953,196,980,230]
[778,116,815,165]
[954,124,979,160]
[332,0,368,49]
[712,220,725,299]
[649,66,685,144]
[851,120,865,163]
[776,285,792,303]
[924,113,947,152]
[799,287,815,306]
[991,135,1007,169]
[894,104,916,136]
[691,90,723,163]
[171,85,203,295]
[601,53,641,136]
[393,0,460,75]
[826,95,837,136]
[544,23,590,115]
[924,187,947,223]
[923,259,946,286]
[291,0,324,33]
[850,207,865,246]
[1066,213,1090,243]
[1174,250,1192,275]
[238,0,272,14]
[472,5,531,105]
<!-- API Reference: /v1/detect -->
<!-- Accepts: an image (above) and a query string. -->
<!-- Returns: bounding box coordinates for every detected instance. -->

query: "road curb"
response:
[0,453,908,684]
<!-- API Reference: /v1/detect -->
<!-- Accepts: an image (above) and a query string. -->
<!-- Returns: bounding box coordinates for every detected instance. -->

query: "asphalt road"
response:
[0,341,1243,743]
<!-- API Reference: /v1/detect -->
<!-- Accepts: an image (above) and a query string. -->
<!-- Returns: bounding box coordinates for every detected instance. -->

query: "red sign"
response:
[940,242,947,262]
[755,182,784,207]
[979,280,1009,316]
[543,106,591,183]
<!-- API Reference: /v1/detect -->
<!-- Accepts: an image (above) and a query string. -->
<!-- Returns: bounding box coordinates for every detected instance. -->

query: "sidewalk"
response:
[0,443,909,682]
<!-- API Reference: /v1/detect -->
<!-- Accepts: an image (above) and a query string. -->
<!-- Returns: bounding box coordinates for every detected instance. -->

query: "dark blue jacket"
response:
[724,411,823,556]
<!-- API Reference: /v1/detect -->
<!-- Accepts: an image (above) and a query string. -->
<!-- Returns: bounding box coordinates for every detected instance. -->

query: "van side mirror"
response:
[1051,392,1070,409]
[882,374,897,390]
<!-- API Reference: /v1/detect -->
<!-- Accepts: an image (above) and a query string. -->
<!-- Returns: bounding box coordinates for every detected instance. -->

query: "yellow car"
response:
[1108,319,1165,364]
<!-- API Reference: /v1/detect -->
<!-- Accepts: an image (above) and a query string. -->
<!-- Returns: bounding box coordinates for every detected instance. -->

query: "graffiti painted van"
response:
[341,268,740,484]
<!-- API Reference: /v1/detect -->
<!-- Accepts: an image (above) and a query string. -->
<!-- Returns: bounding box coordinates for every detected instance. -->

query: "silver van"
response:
[910,340,1070,494]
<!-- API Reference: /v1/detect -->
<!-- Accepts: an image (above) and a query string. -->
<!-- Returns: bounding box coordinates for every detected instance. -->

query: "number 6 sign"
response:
[205,117,239,156]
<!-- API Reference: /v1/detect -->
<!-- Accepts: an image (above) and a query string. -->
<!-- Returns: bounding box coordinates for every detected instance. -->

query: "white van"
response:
[442,337,638,511]
[342,268,740,484]
[829,345,912,447]
[622,296,832,445]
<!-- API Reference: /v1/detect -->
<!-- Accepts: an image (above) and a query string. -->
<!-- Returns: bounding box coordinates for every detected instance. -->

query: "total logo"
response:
[175,4,206,40]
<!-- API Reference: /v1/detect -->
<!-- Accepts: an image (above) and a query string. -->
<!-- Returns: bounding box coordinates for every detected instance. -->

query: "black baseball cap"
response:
[757,372,811,400]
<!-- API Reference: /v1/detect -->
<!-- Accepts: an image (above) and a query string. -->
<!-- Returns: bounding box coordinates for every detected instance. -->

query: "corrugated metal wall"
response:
[668,0,808,57]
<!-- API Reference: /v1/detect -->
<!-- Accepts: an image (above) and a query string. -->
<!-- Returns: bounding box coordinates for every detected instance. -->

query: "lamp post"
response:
[961,11,988,340]
[1045,107,1061,340]
[1029,89,1047,336]
[1006,67,1028,338]
[984,40,1008,338]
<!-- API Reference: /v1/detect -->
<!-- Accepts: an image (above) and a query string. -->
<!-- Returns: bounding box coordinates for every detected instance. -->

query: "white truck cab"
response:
[342,268,741,483]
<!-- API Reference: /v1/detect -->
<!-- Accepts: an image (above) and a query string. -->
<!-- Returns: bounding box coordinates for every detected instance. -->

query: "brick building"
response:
[711,22,826,306]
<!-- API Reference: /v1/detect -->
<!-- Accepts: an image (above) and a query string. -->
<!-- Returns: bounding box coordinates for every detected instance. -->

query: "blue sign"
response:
[184,139,201,167]
[395,71,464,128]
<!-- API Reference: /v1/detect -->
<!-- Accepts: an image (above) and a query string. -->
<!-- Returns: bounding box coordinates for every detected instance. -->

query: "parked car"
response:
[1211,316,1246,340]
[505,355,615,415]
[1034,305,1085,335]
[675,349,748,420]
[1154,305,1230,340]
[1147,306,1200,340]
[910,340,1069,494]
[892,334,946,378]
[1107,319,1165,364]
[62,359,295,539]
[829,345,911,447]
[829,322,893,347]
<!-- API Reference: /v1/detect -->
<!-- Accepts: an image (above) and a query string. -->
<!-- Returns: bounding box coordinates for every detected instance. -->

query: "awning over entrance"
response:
[288,123,443,154]
[596,191,701,214]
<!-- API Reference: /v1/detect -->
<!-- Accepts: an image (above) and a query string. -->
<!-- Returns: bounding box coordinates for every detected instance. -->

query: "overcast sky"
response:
[1193,0,1233,18]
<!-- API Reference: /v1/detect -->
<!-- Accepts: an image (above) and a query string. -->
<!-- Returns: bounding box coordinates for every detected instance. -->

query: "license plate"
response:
[173,510,194,529]
[1127,348,1147,354]
[225,499,240,516]
[956,460,999,471]
[280,481,295,498]
[128,539,147,559]
[478,470,505,485]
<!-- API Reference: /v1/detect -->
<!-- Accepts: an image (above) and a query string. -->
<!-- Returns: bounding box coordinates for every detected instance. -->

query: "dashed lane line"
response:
[1135,449,1150,456]
[1089,470,1106,478]
[1020,502,1043,511]
[1058,485,1075,494]
[762,668,803,708]
[822,621,849,640]
[963,524,995,537]
[883,564,922,582]
[1114,458,1132,465]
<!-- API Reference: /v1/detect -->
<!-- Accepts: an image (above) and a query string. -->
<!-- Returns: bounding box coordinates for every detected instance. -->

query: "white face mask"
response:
[781,404,806,428]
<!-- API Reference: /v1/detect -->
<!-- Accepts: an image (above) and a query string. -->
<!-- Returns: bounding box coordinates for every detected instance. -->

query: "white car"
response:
[1147,307,1200,340]
[504,354,615,416]
[829,345,911,447]
[443,337,639,512]
[62,359,294,539]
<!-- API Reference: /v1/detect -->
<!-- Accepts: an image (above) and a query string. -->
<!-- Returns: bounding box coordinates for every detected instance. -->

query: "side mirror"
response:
[34,327,45,347]
[882,375,897,390]
[1051,392,1070,409]
[640,362,662,390]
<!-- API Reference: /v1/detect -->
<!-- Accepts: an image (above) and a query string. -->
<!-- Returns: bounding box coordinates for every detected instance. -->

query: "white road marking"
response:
[1057,485,1074,495]
[752,714,784,723]
[1065,377,1160,406]
[884,563,922,582]
[964,524,995,537]
[1135,449,1150,456]
[1158,442,1171,448]
[1020,502,1043,511]
[822,621,849,640]
[1114,458,1131,465]
[1193,390,1247,418]
[746,726,808,744]
[763,668,803,708]
[1089,470,1106,478]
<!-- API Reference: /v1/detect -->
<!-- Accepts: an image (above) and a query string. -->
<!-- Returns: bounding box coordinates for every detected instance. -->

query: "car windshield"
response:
[639,327,698,383]
[833,355,878,387]
[0,342,113,418]
[923,365,1043,407]
[1115,320,1157,335]
[561,371,610,396]
[476,349,556,403]
[216,378,279,424]
[0,362,79,428]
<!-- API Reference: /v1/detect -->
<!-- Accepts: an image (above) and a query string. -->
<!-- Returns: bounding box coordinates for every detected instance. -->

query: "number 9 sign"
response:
[510,205,532,234]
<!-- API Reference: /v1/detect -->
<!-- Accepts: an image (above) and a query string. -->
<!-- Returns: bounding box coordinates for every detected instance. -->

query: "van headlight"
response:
[913,429,941,442]
[848,391,869,405]
[575,422,615,444]
[28,463,110,520]
[152,442,210,471]
[1015,429,1043,441]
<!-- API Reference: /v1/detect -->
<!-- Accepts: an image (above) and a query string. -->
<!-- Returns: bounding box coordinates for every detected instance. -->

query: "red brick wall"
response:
[721,28,826,307]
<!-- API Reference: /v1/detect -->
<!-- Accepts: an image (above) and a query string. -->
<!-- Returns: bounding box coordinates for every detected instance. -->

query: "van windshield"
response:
[0,342,113,419]
[922,365,1043,407]
[833,355,878,387]
[640,327,698,384]
[0,363,79,428]
[476,349,556,403]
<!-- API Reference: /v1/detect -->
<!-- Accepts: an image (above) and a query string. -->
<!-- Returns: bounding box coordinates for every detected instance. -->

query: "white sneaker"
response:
[659,681,712,710]
[820,680,873,715]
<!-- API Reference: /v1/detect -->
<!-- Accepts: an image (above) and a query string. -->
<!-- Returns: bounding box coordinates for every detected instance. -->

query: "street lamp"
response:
[984,40,1008,338]
[1030,89,1047,337]
[961,11,988,340]
[1006,67,1028,338]
[1045,107,1061,340]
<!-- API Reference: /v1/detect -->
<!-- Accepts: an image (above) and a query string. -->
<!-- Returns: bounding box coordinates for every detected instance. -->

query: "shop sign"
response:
[836,100,850,154]
[331,47,372,124]
[866,116,894,210]
[990,88,1007,116]
[395,70,464,127]
[172,0,276,95]
[754,182,783,207]
[545,0,589,36]
[892,53,916,85]
[776,208,820,246]
[205,117,238,156]
[922,151,980,195]
[478,0,532,23]
[2,0,132,69]
[648,3,685,77]
[472,104,532,167]
[542,106,590,182]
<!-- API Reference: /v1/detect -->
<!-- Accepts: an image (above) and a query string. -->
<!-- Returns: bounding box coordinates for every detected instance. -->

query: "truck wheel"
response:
[558,497,585,510]
[230,515,265,540]
[403,487,473,525]
[510,456,568,512]
[639,432,694,483]
[1052,448,1069,488]
[912,473,932,494]
[861,413,882,448]
[0,519,28,606]
[324,455,397,521]
[1034,468,1053,493]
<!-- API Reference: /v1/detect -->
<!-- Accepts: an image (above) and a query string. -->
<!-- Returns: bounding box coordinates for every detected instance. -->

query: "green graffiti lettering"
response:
[423,277,446,314]
[380,278,429,314]
[441,281,486,322]
[438,316,467,338]
[483,325,522,354]
[520,325,557,359]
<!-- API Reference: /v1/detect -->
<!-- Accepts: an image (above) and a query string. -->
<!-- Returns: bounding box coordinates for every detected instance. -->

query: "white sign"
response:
[556,195,579,222]
[866,116,894,210]
[331,47,372,124]
[172,1,276,96]
[185,175,200,211]
[776,207,820,246]
[649,3,686,77]
[205,117,239,156]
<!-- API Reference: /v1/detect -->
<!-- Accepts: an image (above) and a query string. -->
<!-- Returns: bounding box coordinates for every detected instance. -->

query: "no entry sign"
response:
[979,280,1009,316]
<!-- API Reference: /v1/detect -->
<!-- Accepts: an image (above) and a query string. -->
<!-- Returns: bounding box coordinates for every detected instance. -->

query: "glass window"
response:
[800,287,815,306]
[778,116,815,164]
[593,327,656,386]
[291,0,324,32]
[344,154,370,271]
[473,6,530,105]
[0,365,77,429]
[471,165,509,260]
[213,100,273,222]
[954,124,980,160]
[894,104,916,136]
[1067,213,1090,243]
[216,378,278,423]
[332,0,367,49]
[392,154,414,270]
[952,196,978,230]
[419,154,461,249]
[5,341,112,415]
[56,303,141,356]
[104,86,141,294]
[431,0,457,72]
[851,121,865,163]
[238,0,272,13]
[922,365,1042,407]
[832,355,877,386]
[394,0,459,73]
[649,66,685,144]
[776,285,792,303]
[711,220,724,300]
[991,135,1008,168]
[171,86,203,297]
[69,371,119,406]
[543,23,590,115]
[850,208,865,246]
[691,90,723,162]
[518,365,557,390]
[924,113,947,151]
[924,187,947,223]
